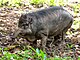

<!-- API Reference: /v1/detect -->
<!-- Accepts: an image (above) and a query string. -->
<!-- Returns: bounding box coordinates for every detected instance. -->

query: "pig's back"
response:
[32,6,73,36]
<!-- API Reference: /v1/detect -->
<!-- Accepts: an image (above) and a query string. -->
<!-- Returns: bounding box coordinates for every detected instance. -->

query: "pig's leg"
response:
[59,31,66,46]
[38,30,48,53]
[46,36,54,57]
[48,36,54,48]
[37,39,41,48]
[41,35,47,53]
[61,31,65,41]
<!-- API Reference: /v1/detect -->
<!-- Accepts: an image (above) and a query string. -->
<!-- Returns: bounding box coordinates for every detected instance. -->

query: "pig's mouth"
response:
[13,28,32,38]
[13,28,36,42]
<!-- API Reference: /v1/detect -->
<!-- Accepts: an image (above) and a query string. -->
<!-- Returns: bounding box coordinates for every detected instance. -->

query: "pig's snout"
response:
[21,28,32,34]
[13,28,22,38]
[14,28,32,38]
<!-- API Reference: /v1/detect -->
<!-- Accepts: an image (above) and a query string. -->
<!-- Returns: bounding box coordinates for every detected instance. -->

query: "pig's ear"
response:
[21,13,27,19]
[23,14,27,19]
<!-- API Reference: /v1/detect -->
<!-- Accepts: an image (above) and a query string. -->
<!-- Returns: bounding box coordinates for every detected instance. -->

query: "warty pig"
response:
[14,6,73,51]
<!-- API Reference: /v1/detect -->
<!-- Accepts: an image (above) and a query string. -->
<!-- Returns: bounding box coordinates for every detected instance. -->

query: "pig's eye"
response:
[22,24,28,29]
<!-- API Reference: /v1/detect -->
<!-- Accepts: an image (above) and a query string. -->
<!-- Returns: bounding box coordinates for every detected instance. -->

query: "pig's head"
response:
[13,13,36,41]
[18,13,33,35]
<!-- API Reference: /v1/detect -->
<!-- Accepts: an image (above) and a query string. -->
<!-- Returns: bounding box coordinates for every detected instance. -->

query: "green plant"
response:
[78,56,80,60]
[9,0,22,7]
[0,0,22,7]
[59,0,64,6]
[29,46,47,60]
[49,0,56,6]
[0,51,23,60]
[72,20,80,30]
[0,47,33,60]
[66,43,74,49]
[45,0,66,6]
[35,48,47,60]
[0,46,47,60]
[30,0,45,5]
[0,46,78,60]
[0,0,8,6]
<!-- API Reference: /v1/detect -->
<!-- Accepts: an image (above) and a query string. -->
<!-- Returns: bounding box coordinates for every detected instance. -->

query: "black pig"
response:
[15,6,73,51]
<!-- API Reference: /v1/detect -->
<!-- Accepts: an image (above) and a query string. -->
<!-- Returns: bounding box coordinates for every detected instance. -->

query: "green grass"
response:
[30,0,67,6]
[0,47,47,60]
[0,47,80,60]
[0,0,22,7]
[30,0,45,5]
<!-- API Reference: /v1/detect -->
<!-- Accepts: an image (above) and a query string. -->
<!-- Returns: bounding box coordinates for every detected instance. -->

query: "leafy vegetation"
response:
[0,0,22,7]
[30,0,45,5]
[1,47,80,60]
[72,20,80,30]
[30,0,66,6]
[0,47,47,60]
[0,0,68,7]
